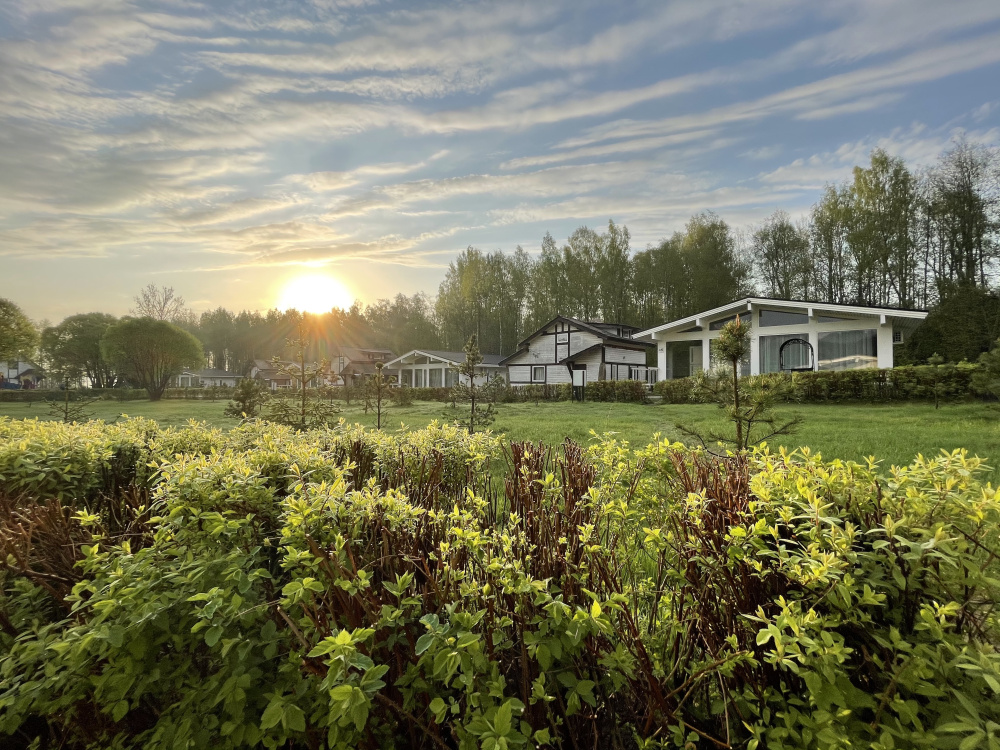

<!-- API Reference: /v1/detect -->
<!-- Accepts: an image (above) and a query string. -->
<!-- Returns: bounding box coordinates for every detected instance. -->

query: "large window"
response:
[759,309,808,327]
[710,338,750,376]
[414,369,425,388]
[402,370,413,387]
[818,329,877,371]
[709,312,751,330]
[445,369,457,387]
[759,333,810,373]
[532,366,545,382]
[429,368,443,387]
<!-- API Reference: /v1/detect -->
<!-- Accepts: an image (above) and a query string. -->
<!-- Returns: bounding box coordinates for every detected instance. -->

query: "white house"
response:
[386,349,506,388]
[633,298,928,379]
[501,317,655,386]
[172,367,243,388]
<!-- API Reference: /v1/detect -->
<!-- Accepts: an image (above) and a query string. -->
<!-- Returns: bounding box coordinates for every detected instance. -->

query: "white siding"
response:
[546,364,572,384]
[605,346,646,365]
[569,331,601,356]
[575,349,603,383]
[525,335,555,363]
[508,365,531,383]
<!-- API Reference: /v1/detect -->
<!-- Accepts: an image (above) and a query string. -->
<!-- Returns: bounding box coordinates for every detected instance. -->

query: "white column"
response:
[750,334,760,375]
[702,335,711,373]
[877,324,894,369]
[657,339,668,379]
[808,329,820,371]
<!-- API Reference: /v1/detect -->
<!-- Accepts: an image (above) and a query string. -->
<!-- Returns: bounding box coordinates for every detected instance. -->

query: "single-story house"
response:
[250,359,296,390]
[500,317,656,386]
[386,349,506,388]
[333,346,395,385]
[171,368,243,388]
[0,360,44,389]
[633,297,928,378]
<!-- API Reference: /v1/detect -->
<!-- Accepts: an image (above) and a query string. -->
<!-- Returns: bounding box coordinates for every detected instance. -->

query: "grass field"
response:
[2,396,996,479]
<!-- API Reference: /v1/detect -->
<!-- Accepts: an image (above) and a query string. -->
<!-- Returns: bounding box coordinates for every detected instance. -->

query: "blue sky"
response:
[2,0,999,322]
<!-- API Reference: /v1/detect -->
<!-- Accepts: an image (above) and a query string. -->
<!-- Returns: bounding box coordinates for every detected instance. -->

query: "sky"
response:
[1,0,999,323]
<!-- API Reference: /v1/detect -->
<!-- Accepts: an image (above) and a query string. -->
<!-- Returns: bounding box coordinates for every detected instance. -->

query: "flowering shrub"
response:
[2,418,999,749]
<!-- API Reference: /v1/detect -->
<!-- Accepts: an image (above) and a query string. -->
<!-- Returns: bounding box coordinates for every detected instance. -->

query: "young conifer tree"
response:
[451,335,496,435]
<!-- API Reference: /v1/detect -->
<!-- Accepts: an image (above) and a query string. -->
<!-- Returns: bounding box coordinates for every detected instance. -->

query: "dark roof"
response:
[336,346,395,362]
[501,316,652,365]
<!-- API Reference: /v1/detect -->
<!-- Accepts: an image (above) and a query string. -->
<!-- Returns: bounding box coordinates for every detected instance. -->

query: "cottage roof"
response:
[499,316,652,365]
[384,350,505,368]
[633,297,929,340]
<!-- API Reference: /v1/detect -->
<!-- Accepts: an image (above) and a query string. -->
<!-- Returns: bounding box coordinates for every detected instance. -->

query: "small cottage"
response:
[501,317,655,386]
[386,349,505,388]
[172,368,243,388]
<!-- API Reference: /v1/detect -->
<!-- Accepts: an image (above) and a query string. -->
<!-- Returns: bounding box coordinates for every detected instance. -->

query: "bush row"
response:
[0,387,149,403]
[654,362,984,403]
[2,419,999,748]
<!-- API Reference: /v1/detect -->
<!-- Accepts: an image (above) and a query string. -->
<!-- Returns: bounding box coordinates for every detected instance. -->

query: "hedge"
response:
[654,362,984,404]
[3,419,1000,748]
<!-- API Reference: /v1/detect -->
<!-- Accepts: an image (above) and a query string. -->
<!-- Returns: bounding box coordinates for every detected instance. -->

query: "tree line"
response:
[2,140,997,379]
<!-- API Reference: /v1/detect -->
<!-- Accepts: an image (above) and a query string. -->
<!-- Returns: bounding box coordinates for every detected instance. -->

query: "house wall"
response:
[649,303,904,378]
[508,365,531,384]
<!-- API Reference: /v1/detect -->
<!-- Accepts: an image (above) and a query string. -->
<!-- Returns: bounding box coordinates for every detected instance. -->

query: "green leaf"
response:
[205,625,223,648]
[494,701,513,737]
[283,704,306,733]
[415,633,434,655]
[261,699,283,730]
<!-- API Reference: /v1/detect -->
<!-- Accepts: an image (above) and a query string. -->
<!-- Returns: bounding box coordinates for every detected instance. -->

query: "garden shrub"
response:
[656,362,983,404]
[583,379,647,403]
[2,419,1000,749]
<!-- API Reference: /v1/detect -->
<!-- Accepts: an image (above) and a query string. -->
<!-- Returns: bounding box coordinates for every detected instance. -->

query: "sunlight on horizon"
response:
[276,274,354,314]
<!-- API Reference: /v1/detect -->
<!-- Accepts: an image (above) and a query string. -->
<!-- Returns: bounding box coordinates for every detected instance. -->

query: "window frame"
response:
[531,365,546,383]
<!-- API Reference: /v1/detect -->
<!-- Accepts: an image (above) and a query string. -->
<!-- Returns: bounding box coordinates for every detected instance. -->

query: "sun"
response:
[276,274,354,314]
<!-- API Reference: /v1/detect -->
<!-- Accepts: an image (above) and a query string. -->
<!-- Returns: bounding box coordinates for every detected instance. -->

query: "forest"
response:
[34,140,1000,374]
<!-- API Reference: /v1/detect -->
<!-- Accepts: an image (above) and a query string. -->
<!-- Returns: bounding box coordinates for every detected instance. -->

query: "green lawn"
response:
[2,397,996,478]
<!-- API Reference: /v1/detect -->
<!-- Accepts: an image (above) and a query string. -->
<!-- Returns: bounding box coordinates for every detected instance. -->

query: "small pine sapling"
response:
[364,361,394,429]
[677,315,800,452]
[46,381,98,424]
[450,335,496,434]
[262,320,340,430]
[223,378,270,421]
[927,352,946,409]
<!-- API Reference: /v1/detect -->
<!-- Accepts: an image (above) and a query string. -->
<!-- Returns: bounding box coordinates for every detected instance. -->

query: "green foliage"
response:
[45,384,99,423]
[101,317,204,401]
[656,362,984,404]
[223,378,270,421]
[40,312,119,387]
[0,298,39,363]
[973,338,1000,401]
[363,361,393,429]
[905,285,1000,364]
[2,418,999,749]
[450,335,496,434]
[678,316,800,451]
[263,320,340,430]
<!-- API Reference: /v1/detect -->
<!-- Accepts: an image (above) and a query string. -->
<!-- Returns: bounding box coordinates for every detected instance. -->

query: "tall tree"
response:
[40,313,119,387]
[848,149,919,307]
[130,284,191,323]
[810,185,853,304]
[101,318,204,400]
[0,298,39,363]
[597,220,634,322]
[753,210,812,300]
[681,213,750,315]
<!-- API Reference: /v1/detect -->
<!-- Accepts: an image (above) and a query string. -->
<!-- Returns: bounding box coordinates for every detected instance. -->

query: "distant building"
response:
[171,367,243,388]
[386,349,505,388]
[333,346,395,385]
[0,360,44,389]
[633,297,929,378]
[501,317,656,386]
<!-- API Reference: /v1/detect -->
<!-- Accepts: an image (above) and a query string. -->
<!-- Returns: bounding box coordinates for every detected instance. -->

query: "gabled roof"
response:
[335,346,395,362]
[501,316,652,365]
[634,297,929,340]
[385,349,505,368]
